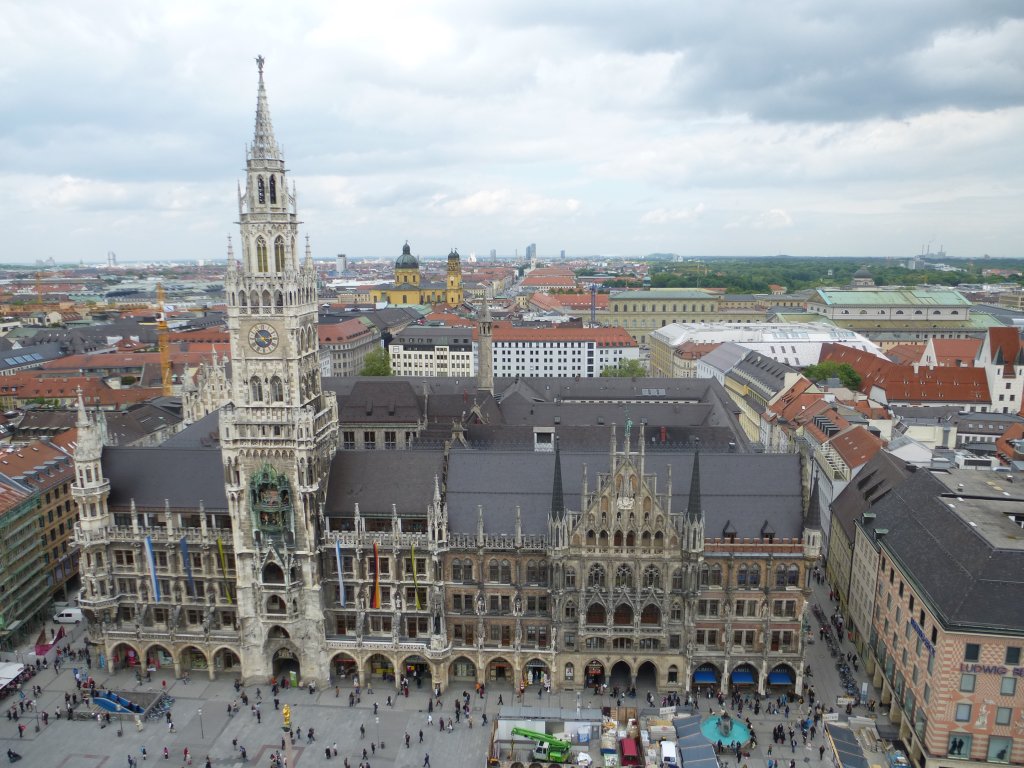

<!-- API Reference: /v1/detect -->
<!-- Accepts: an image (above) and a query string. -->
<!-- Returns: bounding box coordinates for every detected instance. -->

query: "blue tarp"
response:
[768,671,794,685]
[731,669,755,684]
[693,670,717,683]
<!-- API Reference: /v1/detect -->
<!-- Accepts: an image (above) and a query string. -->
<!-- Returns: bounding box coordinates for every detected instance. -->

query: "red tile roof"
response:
[929,338,981,366]
[829,426,884,469]
[886,343,925,365]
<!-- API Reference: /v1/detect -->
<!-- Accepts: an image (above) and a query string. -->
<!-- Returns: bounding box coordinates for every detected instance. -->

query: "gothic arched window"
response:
[710,564,723,586]
[587,564,605,588]
[274,236,285,272]
[775,564,787,587]
[526,560,537,583]
[564,567,576,588]
[613,531,623,547]
[737,564,748,586]
[250,376,263,402]
[256,237,268,272]
[749,565,761,587]
[615,564,633,589]
[787,564,800,586]
[643,565,661,590]
[640,604,661,625]
[270,376,284,402]
[488,559,499,582]
[698,564,710,587]
[613,603,633,625]
[499,560,511,584]
[586,603,606,624]
[671,568,683,591]
[564,601,577,620]
[257,176,265,204]
[269,175,277,204]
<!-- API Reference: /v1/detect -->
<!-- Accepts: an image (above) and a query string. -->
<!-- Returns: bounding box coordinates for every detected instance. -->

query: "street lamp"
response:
[197,708,204,739]
[375,715,380,750]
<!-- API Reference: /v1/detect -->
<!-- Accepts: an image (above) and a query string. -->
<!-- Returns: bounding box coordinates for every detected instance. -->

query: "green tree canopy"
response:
[802,361,862,390]
[360,347,392,376]
[600,358,648,378]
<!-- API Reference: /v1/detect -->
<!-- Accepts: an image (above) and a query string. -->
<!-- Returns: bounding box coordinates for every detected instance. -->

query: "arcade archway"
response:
[366,653,395,683]
[213,647,241,676]
[401,655,432,688]
[692,663,721,693]
[179,646,208,674]
[729,662,758,691]
[523,658,549,687]
[449,657,476,683]
[331,652,359,682]
[272,646,300,681]
[110,642,142,671]
[144,643,173,671]
[768,663,796,692]
[636,661,658,689]
[610,660,632,688]
[487,657,514,683]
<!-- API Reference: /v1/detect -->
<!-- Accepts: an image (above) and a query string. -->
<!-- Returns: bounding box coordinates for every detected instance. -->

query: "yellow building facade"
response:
[371,243,464,307]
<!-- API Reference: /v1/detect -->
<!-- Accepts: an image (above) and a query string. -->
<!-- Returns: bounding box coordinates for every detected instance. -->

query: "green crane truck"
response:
[511,727,573,763]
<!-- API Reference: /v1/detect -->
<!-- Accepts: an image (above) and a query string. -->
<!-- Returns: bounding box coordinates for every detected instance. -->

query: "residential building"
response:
[491,325,638,378]
[389,327,476,378]
[0,479,47,649]
[319,318,382,377]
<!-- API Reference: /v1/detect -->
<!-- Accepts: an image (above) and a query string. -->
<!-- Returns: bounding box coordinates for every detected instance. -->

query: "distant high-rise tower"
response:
[489,249,497,261]
[560,249,565,260]
[336,253,348,273]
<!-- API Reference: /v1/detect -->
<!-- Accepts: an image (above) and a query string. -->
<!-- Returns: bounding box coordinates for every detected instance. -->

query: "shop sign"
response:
[960,663,1024,677]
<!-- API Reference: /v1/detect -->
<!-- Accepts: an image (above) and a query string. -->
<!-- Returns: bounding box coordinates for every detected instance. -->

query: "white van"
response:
[53,608,83,624]
[661,741,680,768]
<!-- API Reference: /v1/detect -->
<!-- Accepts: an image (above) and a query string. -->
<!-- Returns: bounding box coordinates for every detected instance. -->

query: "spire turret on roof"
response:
[687,450,703,522]
[550,434,565,520]
[250,55,281,162]
[805,476,822,529]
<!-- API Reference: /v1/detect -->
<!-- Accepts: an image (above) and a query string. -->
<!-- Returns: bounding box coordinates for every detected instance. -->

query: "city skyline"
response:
[1,1,1021,264]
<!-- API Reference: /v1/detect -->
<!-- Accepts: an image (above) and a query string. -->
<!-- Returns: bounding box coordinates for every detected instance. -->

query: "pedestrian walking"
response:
[405,733,411,748]
[419,730,423,743]
[819,746,826,760]
[423,754,430,767]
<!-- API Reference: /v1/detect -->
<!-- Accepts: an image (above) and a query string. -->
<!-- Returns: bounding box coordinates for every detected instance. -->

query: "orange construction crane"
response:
[156,282,172,395]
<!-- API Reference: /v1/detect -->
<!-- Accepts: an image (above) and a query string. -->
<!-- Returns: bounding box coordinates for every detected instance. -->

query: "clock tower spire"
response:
[220,57,338,685]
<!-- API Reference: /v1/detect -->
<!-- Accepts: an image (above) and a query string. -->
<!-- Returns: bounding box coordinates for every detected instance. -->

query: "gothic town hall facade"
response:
[74,62,818,697]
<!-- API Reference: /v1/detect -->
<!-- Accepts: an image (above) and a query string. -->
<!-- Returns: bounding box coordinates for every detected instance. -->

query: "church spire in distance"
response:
[251,55,281,162]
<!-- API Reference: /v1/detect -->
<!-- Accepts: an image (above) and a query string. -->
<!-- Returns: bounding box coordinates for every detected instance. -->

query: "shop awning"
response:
[730,669,755,684]
[693,670,717,684]
[768,671,794,685]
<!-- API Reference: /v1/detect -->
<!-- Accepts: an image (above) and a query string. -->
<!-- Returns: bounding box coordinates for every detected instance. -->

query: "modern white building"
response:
[650,322,882,376]
[492,326,638,378]
[389,326,476,377]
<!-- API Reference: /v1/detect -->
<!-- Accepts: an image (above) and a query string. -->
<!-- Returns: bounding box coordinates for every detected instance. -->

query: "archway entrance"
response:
[610,660,632,689]
[214,648,241,676]
[636,661,658,689]
[768,663,796,693]
[449,657,476,684]
[401,655,431,689]
[692,663,721,694]
[523,659,549,687]
[110,642,141,671]
[331,652,359,682]
[584,660,605,688]
[488,657,513,682]
[729,663,758,692]
[180,646,208,674]
[272,647,300,682]
[145,644,173,671]
[367,653,395,684]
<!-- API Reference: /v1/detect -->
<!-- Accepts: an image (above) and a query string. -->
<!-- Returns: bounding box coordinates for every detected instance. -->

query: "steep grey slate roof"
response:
[104,446,227,511]
[445,450,802,538]
[324,450,444,519]
[864,467,1024,632]
[161,411,221,448]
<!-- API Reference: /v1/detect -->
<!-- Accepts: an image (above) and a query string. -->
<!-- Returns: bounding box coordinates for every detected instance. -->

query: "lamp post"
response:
[375,715,380,750]
[197,708,204,739]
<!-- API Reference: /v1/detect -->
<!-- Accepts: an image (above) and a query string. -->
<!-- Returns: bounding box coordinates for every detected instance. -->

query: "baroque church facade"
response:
[368,243,464,307]
[73,62,816,696]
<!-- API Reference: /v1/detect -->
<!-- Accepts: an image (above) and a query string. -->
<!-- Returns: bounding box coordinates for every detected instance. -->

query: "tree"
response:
[360,347,392,376]
[802,361,862,390]
[600,359,648,378]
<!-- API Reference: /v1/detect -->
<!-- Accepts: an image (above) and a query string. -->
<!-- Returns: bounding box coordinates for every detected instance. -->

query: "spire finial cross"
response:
[256,55,265,75]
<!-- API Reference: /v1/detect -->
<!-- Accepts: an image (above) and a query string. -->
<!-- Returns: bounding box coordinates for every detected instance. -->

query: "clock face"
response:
[248,323,279,354]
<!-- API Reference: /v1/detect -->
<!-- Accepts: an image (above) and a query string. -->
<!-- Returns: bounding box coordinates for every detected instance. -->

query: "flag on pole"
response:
[179,536,196,597]
[371,541,381,609]
[144,536,161,601]
[411,544,421,610]
[335,540,346,607]
[217,537,233,604]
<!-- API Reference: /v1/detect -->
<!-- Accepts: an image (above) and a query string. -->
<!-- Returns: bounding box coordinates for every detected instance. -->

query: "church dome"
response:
[396,242,419,269]
[852,267,873,278]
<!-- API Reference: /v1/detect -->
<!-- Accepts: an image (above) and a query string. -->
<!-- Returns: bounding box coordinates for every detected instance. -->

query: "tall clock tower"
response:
[220,57,339,684]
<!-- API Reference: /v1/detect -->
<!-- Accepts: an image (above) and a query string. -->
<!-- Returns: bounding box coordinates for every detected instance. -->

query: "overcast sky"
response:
[1,1,1021,264]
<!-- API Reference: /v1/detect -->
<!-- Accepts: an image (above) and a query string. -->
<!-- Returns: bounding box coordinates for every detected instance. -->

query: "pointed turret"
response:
[805,476,822,530]
[251,55,281,162]
[550,434,565,519]
[687,451,703,522]
[477,288,494,395]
